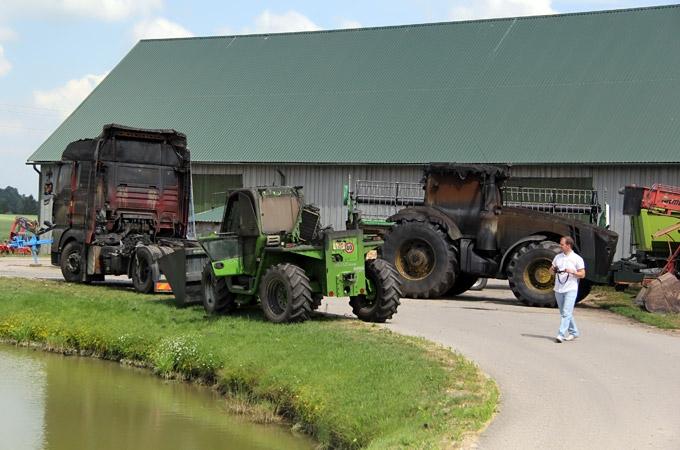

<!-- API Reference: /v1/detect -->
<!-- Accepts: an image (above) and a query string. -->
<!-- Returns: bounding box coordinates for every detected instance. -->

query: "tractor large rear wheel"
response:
[507,241,560,307]
[350,259,402,323]
[259,264,313,323]
[201,263,236,315]
[381,221,456,298]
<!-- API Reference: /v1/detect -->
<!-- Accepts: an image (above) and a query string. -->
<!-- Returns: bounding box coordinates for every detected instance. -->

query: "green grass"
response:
[0,213,37,241]
[0,278,498,449]
[587,285,680,330]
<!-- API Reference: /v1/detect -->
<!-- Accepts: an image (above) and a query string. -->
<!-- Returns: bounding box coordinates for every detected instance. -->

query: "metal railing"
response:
[502,186,601,223]
[352,180,424,220]
[351,180,602,224]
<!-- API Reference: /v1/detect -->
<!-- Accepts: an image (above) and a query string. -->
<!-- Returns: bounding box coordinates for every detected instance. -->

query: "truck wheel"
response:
[382,221,456,298]
[350,259,402,323]
[507,241,560,307]
[259,264,313,323]
[60,241,85,283]
[447,273,480,296]
[201,263,235,314]
[131,250,155,294]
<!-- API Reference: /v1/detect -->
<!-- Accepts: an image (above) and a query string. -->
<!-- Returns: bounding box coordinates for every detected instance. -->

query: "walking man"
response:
[550,236,585,343]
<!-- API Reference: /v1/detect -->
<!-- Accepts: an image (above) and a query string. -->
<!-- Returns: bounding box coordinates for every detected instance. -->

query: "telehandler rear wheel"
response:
[381,221,456,298]
[350,259,402,323]
[259,264,313,323]
[201,263,236,315]
[507,241,560,307]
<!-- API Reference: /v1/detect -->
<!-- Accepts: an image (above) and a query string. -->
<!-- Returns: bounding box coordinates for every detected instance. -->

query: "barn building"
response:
[27,5,680,258]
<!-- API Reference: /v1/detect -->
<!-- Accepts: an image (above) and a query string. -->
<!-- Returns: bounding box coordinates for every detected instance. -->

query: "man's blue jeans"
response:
[555,290,579,338]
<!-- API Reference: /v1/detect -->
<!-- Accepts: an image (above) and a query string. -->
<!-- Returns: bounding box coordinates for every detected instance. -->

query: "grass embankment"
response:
[0,278,498,449]
[587,285,680,330]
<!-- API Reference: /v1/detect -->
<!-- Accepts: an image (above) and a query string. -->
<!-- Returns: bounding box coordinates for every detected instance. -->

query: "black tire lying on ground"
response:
[381,221,456,298]
[259,263,313,323]
[447,273,480,296]
[350,258,402,323]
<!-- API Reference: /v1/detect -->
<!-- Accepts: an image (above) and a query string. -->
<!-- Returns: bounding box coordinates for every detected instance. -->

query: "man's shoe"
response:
[555,335,565,343]
[565,335,578,341]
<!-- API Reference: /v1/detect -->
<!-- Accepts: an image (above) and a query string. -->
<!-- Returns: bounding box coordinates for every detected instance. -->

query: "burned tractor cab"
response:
[51,124,192,292]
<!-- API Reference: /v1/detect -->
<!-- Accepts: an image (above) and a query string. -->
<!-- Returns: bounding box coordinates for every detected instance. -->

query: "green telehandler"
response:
[159,186,401,323]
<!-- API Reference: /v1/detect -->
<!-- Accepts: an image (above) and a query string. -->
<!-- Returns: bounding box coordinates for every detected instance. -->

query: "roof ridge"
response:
[140,3,680,43]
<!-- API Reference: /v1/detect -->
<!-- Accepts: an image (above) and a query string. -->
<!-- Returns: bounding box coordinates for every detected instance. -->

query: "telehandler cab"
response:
[159,186,401,324]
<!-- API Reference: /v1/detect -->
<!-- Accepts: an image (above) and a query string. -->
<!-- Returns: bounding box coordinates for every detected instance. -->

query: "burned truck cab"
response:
[51,124,192,292]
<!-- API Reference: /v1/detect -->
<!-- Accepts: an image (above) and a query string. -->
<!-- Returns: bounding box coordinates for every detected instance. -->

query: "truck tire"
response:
[382,221,456,298]
[350,259,402,323]
[201,263,236,314]
[507,241,560,307]
[259,264,313,323]
[131,249,155,294]
[60,241,86,283]
[447,273,480,296]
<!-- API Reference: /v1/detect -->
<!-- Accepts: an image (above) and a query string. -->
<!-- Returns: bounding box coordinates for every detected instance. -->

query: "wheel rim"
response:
[395,239,435,280]
[66,252,81,275]
[524,259,554,291]
[265,278,288,315]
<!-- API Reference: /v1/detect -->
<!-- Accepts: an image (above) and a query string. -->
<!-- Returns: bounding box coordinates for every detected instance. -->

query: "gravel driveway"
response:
[3,257,679,449]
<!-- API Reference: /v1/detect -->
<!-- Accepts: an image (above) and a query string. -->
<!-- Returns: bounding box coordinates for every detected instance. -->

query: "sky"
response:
[0,0,670,197]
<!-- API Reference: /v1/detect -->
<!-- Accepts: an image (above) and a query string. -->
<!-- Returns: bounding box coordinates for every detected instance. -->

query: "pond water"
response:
[0,345,314,450]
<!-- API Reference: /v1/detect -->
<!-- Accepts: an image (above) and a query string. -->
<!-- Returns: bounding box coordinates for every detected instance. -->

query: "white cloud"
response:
[132,17,194,40]
[0,0,163,22]
[0,45,11,76]
[450,0,556,21]
[33,73,107,119]
[0,26,18,41]
[249,10,321,34]
[338,19,363,29]
[217,10,321,36]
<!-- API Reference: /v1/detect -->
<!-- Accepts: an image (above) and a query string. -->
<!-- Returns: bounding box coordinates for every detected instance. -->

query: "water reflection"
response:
[0,345,313,450]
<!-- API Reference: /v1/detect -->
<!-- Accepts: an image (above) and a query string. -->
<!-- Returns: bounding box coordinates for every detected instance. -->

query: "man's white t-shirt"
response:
[552,251,585,293]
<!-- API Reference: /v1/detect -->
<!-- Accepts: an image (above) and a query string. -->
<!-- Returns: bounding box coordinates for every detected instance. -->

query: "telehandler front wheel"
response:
[259,264,313,323]
[201,263,236,315]
[350,259,402,323]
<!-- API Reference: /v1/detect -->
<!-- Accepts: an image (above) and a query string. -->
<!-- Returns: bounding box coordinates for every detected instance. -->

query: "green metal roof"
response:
[29,5,680,164]
[194,206,224,223]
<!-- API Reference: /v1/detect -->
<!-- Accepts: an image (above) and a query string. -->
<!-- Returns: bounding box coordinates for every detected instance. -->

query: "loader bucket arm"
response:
[158,246,208,307]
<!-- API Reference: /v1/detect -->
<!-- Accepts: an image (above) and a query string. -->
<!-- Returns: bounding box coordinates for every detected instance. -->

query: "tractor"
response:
[159,186,401,324]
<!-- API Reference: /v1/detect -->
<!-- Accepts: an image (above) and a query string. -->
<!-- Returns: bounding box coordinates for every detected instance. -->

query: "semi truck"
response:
[49,124,196,292]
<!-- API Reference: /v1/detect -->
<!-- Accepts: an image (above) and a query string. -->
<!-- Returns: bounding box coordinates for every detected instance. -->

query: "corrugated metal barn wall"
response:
[171,163,680,259]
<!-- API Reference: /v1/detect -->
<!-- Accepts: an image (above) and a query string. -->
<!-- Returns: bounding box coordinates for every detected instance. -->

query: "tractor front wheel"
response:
[381,221,456,298]
[350,259,402,323]
[259,264,313,323]
[507,241,560,307]
[201,263,236,315]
